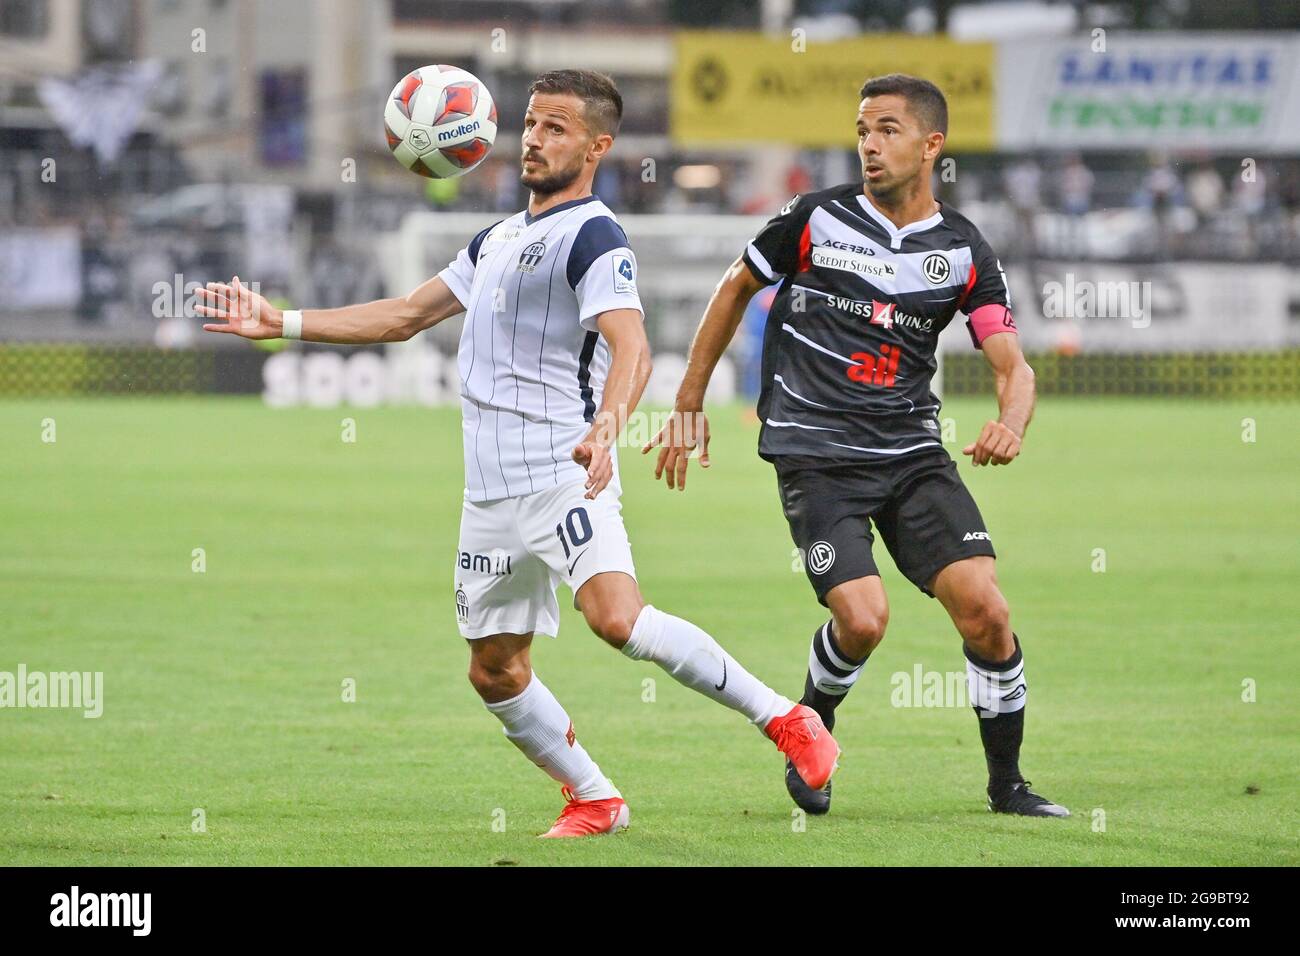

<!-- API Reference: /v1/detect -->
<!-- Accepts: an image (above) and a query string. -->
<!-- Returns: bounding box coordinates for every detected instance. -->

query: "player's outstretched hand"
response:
[641,409,710,491]
[196,276,282,339]
[963,420,1022,466]
[573,441,613,500]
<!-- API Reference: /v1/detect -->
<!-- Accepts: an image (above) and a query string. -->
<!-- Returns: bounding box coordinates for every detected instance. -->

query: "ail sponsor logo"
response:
[847,343,902,386]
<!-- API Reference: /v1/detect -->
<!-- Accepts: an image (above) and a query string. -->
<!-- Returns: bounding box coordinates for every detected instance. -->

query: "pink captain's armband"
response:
[966,303,1017,348]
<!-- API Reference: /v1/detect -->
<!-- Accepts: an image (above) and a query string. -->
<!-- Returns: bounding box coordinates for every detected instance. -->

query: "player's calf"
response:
[800,579,887,730]
[580,601,642,650]
[933,559,1066,816]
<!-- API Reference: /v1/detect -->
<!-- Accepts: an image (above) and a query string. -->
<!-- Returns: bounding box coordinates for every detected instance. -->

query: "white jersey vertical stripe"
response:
[437,196,643,502]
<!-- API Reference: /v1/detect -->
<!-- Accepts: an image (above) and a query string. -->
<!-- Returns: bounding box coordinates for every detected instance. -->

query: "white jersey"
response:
[438,196,643,502]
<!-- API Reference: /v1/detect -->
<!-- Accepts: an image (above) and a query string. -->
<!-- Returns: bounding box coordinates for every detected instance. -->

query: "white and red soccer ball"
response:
[384,65,497,179]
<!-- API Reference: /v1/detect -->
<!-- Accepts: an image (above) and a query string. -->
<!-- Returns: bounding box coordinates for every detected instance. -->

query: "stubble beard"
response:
[520,157,582,196]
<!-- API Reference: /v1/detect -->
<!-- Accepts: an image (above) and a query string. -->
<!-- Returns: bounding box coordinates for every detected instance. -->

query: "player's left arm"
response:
[572,309,651,499]
[963,330,1036,467]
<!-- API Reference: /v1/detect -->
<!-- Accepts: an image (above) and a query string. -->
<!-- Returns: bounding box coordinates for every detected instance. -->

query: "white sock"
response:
[622,604,793,728]
[484,674,619,801]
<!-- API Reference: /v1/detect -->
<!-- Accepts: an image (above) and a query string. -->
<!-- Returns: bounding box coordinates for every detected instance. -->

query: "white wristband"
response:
[281,309,303,340]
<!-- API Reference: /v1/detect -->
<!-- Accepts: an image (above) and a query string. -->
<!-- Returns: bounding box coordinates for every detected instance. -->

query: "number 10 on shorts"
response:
[555,507,593,559]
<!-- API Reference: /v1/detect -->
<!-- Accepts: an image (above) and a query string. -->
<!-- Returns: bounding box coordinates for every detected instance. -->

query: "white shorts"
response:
[454,478,637,639]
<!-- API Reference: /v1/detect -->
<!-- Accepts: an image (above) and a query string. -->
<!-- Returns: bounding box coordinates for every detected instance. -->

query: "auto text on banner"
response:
[671,31,996,151]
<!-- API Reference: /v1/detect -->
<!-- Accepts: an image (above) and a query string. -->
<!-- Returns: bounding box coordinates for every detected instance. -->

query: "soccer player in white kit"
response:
[197,70,839,837]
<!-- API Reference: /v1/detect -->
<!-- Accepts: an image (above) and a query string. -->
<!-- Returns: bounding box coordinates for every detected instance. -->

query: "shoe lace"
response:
[775,713,817,751]
[558,786,582,815]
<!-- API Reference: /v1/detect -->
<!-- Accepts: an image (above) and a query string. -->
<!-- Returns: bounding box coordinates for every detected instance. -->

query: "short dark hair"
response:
[528,69,623,137]
[859,73,948,137]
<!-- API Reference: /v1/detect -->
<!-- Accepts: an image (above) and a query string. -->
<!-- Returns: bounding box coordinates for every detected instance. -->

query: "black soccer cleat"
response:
[987,780,1070,817]
[785,758,833,815]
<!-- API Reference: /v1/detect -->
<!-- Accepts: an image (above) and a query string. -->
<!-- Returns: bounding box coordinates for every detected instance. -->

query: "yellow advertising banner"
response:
[672,31,995,151]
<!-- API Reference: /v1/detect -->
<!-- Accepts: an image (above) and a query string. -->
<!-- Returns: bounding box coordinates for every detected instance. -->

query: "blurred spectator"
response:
[1135,155,1185,259]
[1186,162,1225,227]
[1058,154,1094,255]
[1231,160,1268,255]
[1003,157,1042,258]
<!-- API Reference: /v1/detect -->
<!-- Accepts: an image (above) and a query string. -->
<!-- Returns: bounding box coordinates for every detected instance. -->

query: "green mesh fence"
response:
[1,344,1299,398]
[942,351,1300,398]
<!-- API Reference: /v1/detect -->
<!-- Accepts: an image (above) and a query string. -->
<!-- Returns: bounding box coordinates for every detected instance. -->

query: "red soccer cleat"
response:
[539,787,631,838]
[765,704,840,791]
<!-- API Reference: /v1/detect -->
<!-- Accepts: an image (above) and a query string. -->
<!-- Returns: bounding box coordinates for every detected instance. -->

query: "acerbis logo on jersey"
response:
[822,239,878,257]
[517,240,546,273]
[613,254,636,293]
[963,531,990,541]
[780,194,799,215]
[811,246,897,280]
[922,252,951,284]
[807,541,836,574]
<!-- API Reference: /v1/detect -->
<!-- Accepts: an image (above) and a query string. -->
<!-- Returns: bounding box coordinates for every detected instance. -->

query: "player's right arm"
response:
[196,274,465,344]
[641,258,764,489]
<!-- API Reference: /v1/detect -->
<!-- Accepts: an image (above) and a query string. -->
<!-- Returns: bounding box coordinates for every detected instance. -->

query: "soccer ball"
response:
[383,65,497,179]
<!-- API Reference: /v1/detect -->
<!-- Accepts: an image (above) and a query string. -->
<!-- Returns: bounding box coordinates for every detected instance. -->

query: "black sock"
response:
[801,672,841,733]
[801,620,869,734]
[964,633,1026,792]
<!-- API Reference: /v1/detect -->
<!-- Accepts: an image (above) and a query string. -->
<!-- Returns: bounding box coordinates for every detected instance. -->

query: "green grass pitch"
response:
[1,396,1296,866]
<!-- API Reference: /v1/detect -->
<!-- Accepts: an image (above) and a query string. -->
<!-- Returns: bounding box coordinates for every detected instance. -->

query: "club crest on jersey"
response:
[517,240,547,274]
[922,252,951,285]
[613,254,636,293]
[455,585,469,623]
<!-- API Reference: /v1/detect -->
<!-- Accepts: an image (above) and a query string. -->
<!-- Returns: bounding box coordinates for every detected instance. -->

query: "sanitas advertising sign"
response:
[998,34,1300,148]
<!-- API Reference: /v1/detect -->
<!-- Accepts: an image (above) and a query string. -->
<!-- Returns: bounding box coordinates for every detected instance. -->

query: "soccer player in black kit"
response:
[645,74,1068,817]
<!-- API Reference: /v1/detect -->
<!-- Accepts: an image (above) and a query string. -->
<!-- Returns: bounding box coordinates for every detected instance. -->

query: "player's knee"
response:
[956,590,1010,649]
[834,606,889,658]
[467,656,530,701]
[584,605,639,649]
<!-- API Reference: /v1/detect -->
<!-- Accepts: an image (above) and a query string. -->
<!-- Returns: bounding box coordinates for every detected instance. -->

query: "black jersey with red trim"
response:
[741,183,1014,461]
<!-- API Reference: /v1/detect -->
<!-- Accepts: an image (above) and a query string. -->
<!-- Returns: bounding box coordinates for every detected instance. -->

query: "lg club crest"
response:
[922,252,951,284]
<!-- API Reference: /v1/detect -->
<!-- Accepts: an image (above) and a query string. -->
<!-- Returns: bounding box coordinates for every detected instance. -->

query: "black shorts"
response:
[774,449,996,604]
